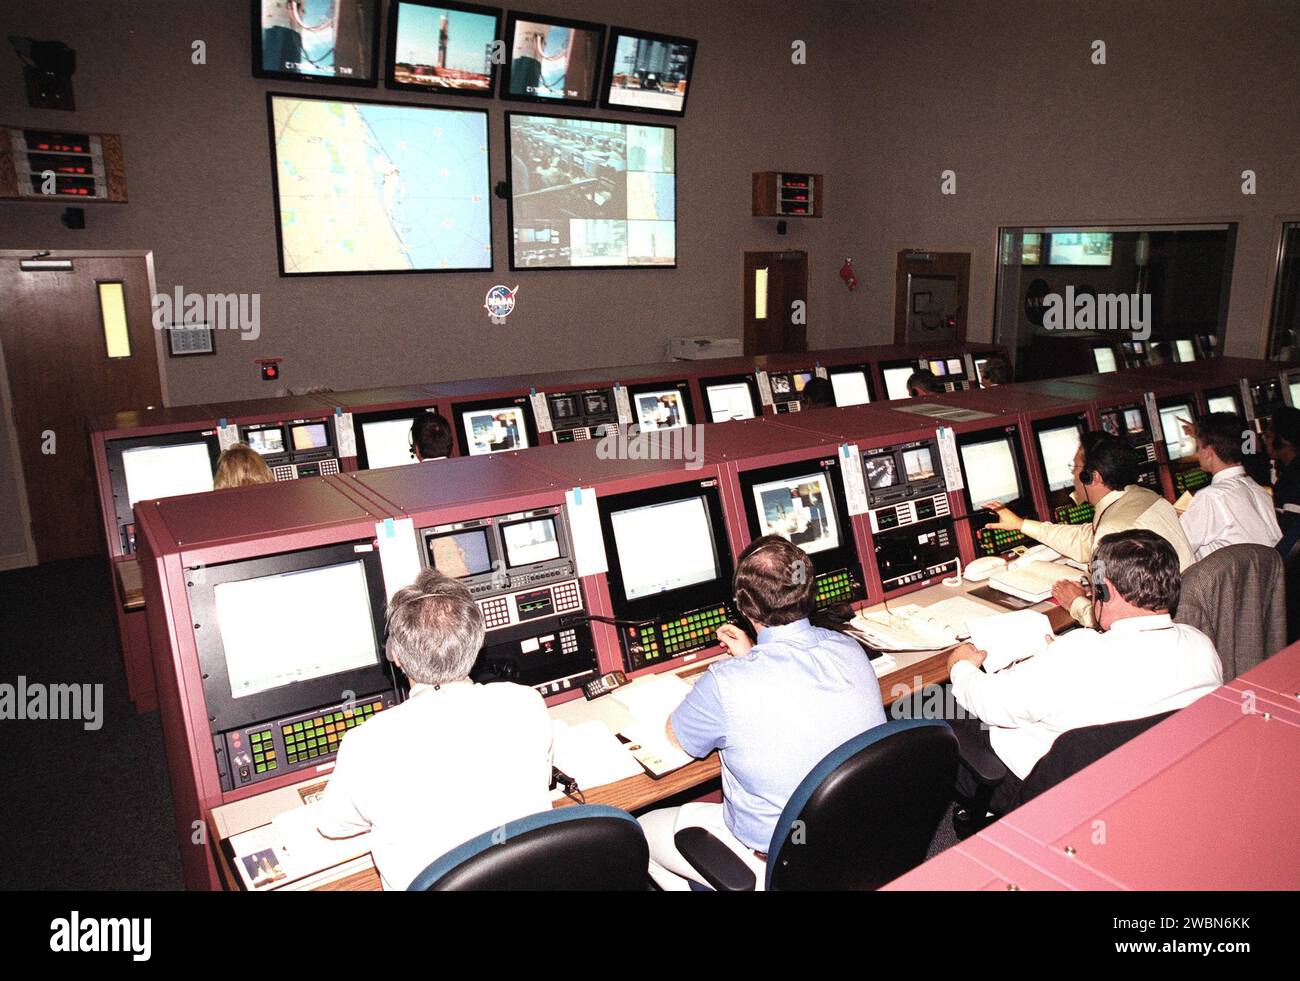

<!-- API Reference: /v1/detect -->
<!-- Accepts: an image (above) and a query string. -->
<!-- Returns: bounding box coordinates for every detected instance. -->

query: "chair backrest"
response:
[1175,543,1285,680]
[407,804,648,891]
[766,718,957,891]
[1019,710,1177,804]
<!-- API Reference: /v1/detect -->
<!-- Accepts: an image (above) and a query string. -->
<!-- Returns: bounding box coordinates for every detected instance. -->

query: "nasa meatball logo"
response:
[484,285,518,324]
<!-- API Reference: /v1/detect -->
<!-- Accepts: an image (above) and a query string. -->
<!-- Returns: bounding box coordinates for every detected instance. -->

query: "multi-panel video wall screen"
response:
[507,113,676,269]
[269,94,493,275]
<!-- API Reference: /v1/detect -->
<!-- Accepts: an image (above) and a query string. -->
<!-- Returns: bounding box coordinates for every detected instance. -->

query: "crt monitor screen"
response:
[1176,339,1196,362]
[769,372,811,399]
[1291,382,1300,410]
[750,472,841,556]
[501,517,561,567]
[883,366,914,400]
[961,438,1023,509]
[245,426,285,456]
[290,422,330,452]
[830,370,871,407]
[1207,394,1238,415]
[928,359,947,377]
[462,406,531,455]
[609,496,719,600]
[1037,425,1082,492]
[213,561,382,700]
[1049,232,1113,266]
[360,418,419,469]
[121,442,216,506]
[634,389,689,431]
[903,446,936,482]
[1159,404,1196,460]
[1093,347,1118,373]
[427,528,493,579]
[864,453,899,490]
[705,382,756,422]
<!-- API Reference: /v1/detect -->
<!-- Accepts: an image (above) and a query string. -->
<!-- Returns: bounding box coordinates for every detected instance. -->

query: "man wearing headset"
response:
[638,536,886,890]
[946,530,1222,808]
[984,431,1194,625]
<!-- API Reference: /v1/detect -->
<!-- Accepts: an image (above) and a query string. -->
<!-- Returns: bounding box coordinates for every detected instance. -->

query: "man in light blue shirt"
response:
[639,536,886,890]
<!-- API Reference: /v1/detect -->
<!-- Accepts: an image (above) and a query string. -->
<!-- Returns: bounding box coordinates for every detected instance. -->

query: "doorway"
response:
[0,251,165,563]
[743,250,808,355]
[894,250,970,345]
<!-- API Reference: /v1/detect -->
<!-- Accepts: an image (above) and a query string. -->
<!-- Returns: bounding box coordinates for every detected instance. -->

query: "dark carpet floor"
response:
[0,557,957,891]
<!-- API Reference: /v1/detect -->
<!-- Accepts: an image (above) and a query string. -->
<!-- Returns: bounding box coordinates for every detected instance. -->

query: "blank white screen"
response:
[706,383,755,422]
[883,367,913,400]
[122,442,215,506]
[361,418,417,469]
[830,371,871,406]
[1291,383,1300,409]
[961,439,1021,508]
[1038,426,1081,491]
[611,497,717,600]
[1093,348,1118,373]
[215,561,379,699]
[1176,340,1196,362]
[1207,396,1237,415]
[1160,404,1195,460]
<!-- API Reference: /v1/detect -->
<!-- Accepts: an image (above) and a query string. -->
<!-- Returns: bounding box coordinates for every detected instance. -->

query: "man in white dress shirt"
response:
[946,530,1223,808]
[1180,413,1281,560]
[314,570,553,890]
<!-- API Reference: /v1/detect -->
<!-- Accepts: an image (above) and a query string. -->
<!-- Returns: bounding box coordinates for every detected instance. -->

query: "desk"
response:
[209,576,1074,891]
[115,559,145,611]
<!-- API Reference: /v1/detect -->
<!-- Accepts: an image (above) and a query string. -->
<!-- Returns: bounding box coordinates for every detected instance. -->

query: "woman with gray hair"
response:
[314,569,554,890]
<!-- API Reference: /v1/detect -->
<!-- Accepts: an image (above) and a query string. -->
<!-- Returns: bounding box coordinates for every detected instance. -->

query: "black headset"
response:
[1089,561,1111,603]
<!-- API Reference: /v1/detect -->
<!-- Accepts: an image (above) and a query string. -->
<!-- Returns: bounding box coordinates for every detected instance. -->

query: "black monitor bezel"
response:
[498,11,607,107]
[450,395,539,457]
[598,25,698,118]
[106,430,222,540]
[384,0,504,98]
[597,479,733,621]
[422,523,499,580]
[699,372,761,422]
[956,424,1035,518]
[1031,412,1089,509]
[626,379,695,429]
[1155,394,1200,463]
[498,512,566,569]
[879,359,922,400]
[188,541,397,735]
[353,405,441,470]
[827,363,875,406]
[251,0,383,88]
[1202,385,1244,418]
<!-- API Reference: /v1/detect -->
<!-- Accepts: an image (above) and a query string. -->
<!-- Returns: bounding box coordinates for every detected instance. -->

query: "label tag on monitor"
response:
[374,517,421,602]
[756,371,774,406]
[1144,392,1163,441]
[565,486,608,577]
[815,364,829,380]
[613,385,632,426]
[529,390,553,433]
[216,421,240,451]
[839,444,870,516]
[334,410,357,457]
[1241,378,1257,420]
[935,427,964,492]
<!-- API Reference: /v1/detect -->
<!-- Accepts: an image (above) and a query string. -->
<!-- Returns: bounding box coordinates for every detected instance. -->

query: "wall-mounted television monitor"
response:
[829,368,872,406]
[1048,231,1113,266]
[882,365,915,400]
[600,27,697,117]
[385,1,502,96]
[1092,346,1118,373]
[507,112,675,269]
[451,397,537,456]
[500,11,605,106]
[268,93,492,275]
[701,376,758,422]
[254,0,382,86]
[1159,402,1197,460]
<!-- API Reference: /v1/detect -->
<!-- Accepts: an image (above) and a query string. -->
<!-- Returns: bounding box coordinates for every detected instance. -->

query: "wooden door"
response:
[743,250,808,355]
[0,252,163,561]
[894,250,970,344]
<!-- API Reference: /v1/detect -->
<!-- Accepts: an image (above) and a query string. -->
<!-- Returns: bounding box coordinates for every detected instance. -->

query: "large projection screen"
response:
[269,93,493,275]
[507,113,676,269]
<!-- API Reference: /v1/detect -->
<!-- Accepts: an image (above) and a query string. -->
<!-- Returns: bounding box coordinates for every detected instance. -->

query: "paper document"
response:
[989,560,1074,603]
[910,595,1001,639]
[849,606,959,651]
[1174,490,1194,514]
[611,672,693,727]
[552,719,642,788]
[967,609,1054,673]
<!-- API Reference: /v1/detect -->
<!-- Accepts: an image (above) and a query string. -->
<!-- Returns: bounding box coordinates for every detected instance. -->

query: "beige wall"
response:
[0,1,1295,407]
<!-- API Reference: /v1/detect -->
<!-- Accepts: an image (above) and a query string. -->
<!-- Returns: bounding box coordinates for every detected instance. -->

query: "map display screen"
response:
[269,94,493,275]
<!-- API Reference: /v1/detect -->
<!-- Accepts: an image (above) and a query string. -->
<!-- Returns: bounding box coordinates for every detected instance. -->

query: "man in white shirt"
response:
[1180,412,1281,560]
[946,530,1223,808]
[986,432,1194,625]
[314,570,553,890]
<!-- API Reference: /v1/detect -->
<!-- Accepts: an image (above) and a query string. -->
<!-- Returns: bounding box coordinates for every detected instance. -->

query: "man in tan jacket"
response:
[984,431,1194,625]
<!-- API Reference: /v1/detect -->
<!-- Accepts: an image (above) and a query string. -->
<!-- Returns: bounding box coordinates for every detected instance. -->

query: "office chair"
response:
[672,719,957,891]
[407,804,649,891]
[1175,543,1285,680]
[952,710,1179,837]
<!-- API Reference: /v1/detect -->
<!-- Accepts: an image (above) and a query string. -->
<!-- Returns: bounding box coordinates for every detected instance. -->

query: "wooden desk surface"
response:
[115,558,145,611]
[210,571,1076,891]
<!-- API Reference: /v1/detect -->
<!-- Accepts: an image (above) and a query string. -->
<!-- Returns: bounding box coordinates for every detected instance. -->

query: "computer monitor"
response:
[960,437,1023,509]
[628,381,693,431]
[829,368,871,406]
[750,471,841,556]
[500,514,562,567]
[244,424,286,457]
[702,377,758,422]
[121,440,219,506]
[1159,402,1197,460]
[882,365,914,400]
[452,397,536,456]
[1092,347,1118,373]
[1176,339,1196,363]
[426,526,495,579]
[768,371,812,401]
[974,358,991,385]
[1291,382,1300,411]
[1207,393,1240,416]
[1036,422,1083,493]
[928,359,947,377]
[610,495,720,600]
[354,406,442,469]
[946,357,964,377]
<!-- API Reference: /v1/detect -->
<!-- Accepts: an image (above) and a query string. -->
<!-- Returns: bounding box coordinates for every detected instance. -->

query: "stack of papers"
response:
[552,719,642,788]
[611,673,695,776]
[849,606,959,651]
[989,560,1075,603]
[967,609,1054,673]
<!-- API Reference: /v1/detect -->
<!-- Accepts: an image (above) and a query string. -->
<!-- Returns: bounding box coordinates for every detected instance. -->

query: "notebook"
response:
[989,560,1076,603]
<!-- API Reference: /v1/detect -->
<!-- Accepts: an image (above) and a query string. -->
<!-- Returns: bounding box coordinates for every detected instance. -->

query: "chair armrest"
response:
[950,720,1010,786]
[673,827,758,892]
